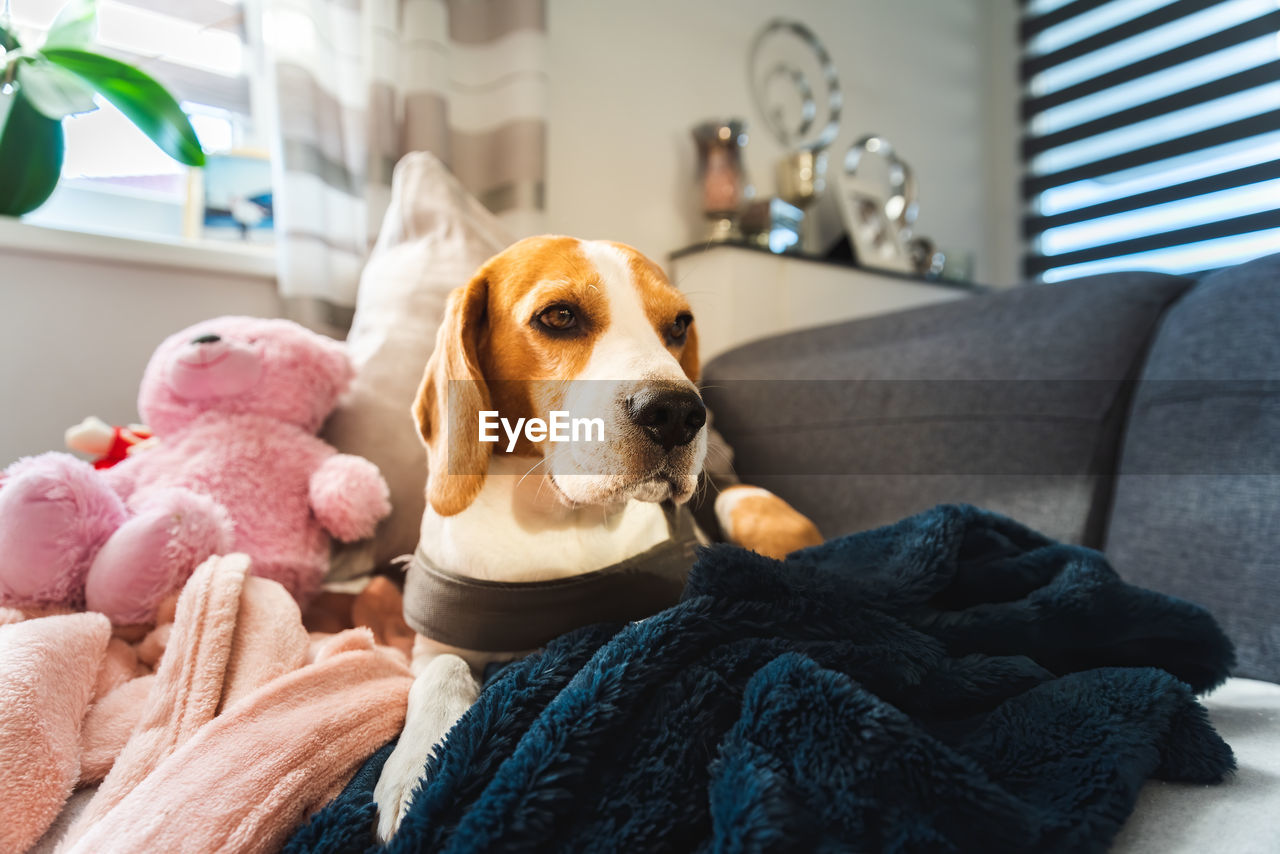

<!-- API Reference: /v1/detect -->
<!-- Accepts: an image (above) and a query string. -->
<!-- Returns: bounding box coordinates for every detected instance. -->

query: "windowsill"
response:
[0,217,277,282]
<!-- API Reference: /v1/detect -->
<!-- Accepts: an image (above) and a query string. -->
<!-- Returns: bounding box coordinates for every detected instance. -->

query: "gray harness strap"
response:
[402,503,699,652]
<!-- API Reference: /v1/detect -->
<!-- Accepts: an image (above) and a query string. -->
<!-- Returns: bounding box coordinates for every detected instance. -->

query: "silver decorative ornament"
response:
[748,19,841,212]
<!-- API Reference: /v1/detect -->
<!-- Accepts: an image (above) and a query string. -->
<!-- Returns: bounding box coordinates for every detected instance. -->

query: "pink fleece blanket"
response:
[64,632,411,854]
[0,612,110,853]
[0,553,412,853]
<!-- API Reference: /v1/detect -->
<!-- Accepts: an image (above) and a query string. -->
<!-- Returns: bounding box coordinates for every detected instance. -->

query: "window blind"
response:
[1020,0,1280,281]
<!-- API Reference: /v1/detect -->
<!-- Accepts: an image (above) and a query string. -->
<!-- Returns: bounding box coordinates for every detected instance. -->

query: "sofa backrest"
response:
[701,271,1192,548]
[1105,253,1280,682]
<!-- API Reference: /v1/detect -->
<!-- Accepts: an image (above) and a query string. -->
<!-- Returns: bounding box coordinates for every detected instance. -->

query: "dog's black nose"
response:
[191,334,221,345]
[628,386,707,450]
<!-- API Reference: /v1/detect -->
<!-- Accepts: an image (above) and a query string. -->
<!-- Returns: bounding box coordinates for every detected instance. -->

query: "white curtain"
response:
[260,0,548,335]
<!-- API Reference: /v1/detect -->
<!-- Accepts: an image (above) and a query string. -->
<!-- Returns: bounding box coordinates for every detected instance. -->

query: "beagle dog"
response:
[373,235,821,840]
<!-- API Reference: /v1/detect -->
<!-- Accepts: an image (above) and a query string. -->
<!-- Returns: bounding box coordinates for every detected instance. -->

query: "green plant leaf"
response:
[0,89,13,142]
[0,22,19,53]
[44,0,97,50]
[16,57,98,119]
[41,47,204,166]
[0,92,66,216]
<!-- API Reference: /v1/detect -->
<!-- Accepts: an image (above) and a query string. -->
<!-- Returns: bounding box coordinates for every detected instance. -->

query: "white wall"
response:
[545,0,1022,287]
[0,239,280,463]
[0,1,1022,464]
[980,0,1025,288]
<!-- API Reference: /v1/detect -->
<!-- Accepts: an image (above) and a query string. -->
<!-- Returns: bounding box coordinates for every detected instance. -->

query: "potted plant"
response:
[0,0,204,216]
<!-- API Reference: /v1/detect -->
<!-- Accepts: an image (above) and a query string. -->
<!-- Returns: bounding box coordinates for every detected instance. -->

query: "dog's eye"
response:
[667,313,693,343]
[537,305,578,332]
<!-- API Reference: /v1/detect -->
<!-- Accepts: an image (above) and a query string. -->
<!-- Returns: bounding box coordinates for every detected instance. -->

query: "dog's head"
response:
[413,236,705,516]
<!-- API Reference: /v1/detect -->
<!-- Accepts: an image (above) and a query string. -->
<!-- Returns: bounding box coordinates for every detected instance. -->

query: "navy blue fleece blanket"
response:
[288,504,1236,854]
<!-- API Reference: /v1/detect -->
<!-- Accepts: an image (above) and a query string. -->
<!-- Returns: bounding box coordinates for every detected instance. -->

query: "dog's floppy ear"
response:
[679,318,700,383]
[412,272,492,516]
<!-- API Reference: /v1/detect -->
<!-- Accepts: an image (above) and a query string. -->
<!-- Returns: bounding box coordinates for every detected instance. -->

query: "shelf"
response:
[668,240,984,292]
[669,241,979,361]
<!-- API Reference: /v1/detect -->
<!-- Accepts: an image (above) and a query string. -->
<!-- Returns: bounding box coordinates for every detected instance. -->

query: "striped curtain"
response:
[262,0,548,335]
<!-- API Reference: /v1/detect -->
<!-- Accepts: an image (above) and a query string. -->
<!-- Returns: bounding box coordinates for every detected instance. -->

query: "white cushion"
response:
[323,153,510,585]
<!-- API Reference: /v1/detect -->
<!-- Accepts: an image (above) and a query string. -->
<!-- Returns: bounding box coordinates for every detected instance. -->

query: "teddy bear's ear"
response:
[413,270,492,516]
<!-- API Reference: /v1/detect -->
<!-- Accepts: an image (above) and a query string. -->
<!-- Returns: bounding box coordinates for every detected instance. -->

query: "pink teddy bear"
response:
[0,317,391,625]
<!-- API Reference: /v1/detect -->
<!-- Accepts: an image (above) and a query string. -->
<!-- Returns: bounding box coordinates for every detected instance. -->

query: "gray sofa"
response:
[701,253,1280,851]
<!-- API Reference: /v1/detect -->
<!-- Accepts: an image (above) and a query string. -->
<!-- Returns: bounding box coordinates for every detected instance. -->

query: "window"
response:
[1020,0,1280,282]
[9,0,262,242]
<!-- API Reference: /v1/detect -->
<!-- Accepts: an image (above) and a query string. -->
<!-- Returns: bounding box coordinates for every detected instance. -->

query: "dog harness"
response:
[402,503,699,652]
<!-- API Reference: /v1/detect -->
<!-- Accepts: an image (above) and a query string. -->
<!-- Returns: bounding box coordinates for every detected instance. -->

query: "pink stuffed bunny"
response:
[0,317,391,625]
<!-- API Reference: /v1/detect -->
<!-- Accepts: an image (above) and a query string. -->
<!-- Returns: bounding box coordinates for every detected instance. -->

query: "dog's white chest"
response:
[417,456,672,582]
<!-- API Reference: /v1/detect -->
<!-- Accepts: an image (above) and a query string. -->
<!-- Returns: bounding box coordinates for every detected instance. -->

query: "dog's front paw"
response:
[373,654,480,842]
[715,486,823,559]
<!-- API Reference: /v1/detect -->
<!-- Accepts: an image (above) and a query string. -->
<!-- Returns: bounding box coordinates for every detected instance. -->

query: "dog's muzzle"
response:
[627,384,706,451]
